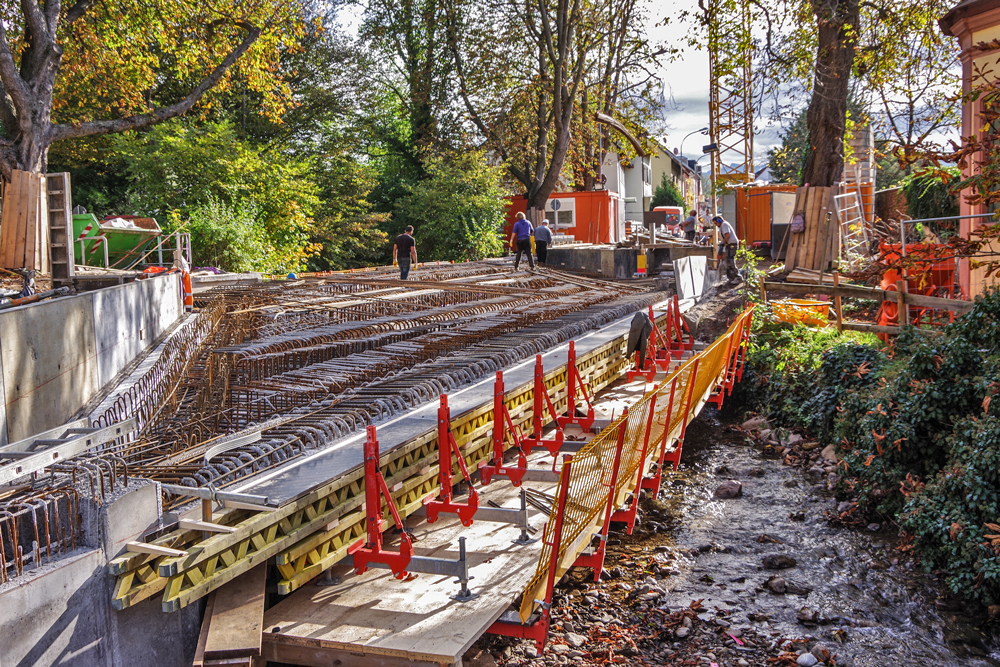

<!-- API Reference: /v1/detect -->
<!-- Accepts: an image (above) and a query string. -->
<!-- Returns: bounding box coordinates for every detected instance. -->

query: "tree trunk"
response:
[801,0,860,187]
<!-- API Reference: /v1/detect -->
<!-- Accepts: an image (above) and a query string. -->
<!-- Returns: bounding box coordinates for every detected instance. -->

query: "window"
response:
[556,210,573,230]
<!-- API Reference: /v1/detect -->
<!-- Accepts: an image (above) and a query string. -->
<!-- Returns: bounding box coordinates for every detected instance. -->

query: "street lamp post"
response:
[678,127,708,207]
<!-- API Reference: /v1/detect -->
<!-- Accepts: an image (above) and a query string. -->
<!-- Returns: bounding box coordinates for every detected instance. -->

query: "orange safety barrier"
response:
[489,306,755,652]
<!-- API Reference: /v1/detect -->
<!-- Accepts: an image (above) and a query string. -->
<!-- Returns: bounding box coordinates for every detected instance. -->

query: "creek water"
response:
[652,409,998,667]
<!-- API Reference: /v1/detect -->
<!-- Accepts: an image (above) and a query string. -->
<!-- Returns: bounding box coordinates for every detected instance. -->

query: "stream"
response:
[652,409,999,666]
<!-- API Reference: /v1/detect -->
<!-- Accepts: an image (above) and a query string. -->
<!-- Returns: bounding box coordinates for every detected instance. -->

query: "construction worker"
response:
[534,219,553,265]
[712,216,741,284]
[173,250,193,311]
[393,226,417,280]
[683,210,698,243]
[508,212,534,271]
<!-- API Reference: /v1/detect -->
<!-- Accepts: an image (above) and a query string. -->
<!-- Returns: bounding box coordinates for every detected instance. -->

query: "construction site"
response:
[4,0,1000,665]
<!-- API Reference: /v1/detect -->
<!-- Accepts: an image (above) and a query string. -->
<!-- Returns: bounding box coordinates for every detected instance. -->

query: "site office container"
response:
[721,184,798,245]
[504,191,625,245]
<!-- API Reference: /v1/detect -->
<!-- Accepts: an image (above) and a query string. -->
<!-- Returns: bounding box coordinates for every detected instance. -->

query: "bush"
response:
[902,168,960,237]
[180,198,318,274]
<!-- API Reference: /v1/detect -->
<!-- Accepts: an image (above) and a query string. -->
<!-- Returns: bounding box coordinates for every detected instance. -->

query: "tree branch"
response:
[48,23,261,142]
[64,0,94,23]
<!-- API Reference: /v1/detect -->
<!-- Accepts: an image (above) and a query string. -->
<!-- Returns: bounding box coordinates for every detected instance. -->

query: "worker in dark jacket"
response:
[626,311,654,369]
[534,219,553,264]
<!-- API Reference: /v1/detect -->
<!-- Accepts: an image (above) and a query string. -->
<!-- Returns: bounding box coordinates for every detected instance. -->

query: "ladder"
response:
[834,191,871,270]
[46,173,75,288]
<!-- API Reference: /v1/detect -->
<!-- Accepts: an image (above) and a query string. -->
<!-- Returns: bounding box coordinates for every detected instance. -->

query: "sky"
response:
[649,2,783,170]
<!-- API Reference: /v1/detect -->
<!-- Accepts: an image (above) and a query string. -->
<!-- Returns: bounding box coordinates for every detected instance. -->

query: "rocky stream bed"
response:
[464,408,1000,667]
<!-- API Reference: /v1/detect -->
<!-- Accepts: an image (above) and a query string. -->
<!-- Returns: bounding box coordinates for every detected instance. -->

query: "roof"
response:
[940,0,1000,35]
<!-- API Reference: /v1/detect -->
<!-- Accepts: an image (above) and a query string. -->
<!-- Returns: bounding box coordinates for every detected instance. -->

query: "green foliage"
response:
[735,242,767,305]
[767,111,809,185]
[178,198,310,274]
[649,172,684,208]
[740,322,885,440]
[902,168,961,236]
[395,150,508,262]
[745,290,1000,603]
[113,119,321,271]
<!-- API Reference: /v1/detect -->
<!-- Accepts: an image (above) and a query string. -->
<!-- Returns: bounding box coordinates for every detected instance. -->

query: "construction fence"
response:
[518,306,754,622]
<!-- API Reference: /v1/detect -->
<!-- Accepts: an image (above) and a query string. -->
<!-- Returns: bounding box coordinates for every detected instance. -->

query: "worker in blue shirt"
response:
[508,212,535,270]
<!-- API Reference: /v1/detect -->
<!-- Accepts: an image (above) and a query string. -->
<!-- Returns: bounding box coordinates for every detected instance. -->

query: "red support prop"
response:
[480,371,529,486]
[521,355,565,456]
[425,394,480,526]
[556,341,595,431]
[348,426,414,579]
[488,454,575,653]
[612,387,659,534]
[574,411,628,581]
[642,375,680,492]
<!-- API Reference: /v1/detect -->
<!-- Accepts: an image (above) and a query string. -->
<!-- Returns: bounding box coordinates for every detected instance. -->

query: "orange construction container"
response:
[732,184,798,244]
[505,191,625,244]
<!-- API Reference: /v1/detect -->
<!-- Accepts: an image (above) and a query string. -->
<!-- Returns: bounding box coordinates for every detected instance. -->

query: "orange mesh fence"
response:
[518,306,754,621]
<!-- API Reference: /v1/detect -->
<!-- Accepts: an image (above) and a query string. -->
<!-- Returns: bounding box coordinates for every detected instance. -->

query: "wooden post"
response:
[896,279,908,327]
[834,272,843,332]
[816,211,831,283]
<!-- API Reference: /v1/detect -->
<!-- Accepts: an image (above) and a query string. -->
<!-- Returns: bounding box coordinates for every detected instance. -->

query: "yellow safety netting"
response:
[518,307,754,622]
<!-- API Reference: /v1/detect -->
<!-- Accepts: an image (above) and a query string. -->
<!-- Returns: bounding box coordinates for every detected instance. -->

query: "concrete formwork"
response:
[0,273,181,444]
[0,482,202,667]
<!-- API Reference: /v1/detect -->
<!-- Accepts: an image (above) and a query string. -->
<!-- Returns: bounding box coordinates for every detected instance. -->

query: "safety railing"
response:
[515,305,754,624]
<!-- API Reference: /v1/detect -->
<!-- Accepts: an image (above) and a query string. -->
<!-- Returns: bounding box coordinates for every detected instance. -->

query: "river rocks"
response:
[796,607,819,625]
[811,643,832,662]
[675,626,691,638]
[836,501,856,514]
[565,633,586,648]
[796,653,819,666]
[763,554,797,569]
[765,575,787,593]
[820,444,838,462]
[714,480,743,499]
[741,416,768,430]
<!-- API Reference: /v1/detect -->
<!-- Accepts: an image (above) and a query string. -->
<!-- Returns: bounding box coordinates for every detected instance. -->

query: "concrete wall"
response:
[0,274,181,444]
[0,483,202,667]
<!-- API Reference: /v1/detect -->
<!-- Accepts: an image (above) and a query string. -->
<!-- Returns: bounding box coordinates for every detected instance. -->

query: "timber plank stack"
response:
[0,169,50,273]
[785,186,839,273]
[193,565,266,667]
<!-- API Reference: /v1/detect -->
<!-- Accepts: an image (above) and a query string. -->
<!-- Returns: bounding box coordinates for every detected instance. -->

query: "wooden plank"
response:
[24,172,37,271]
[762,281,974,312]
[192,592,215,667]
[12,170,28,268]
[0,177,11,267]
[843,321,943,337]
[127,541,189,558]
[787,187,807,271]
[204,564,266,660]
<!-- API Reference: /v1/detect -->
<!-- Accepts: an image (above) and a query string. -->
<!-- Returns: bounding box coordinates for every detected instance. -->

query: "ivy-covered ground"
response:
[738,291,1000,607]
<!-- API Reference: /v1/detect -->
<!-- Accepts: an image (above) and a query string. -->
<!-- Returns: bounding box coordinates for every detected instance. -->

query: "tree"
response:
[0,0,305,177]
[395,149,507,261]
[691,0,957,187]
[113,119,321,270]
[447,0,597,218]
[649,172,683,208]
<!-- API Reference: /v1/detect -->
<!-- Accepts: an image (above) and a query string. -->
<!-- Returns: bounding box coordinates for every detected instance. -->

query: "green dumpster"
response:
[72,214,163,269]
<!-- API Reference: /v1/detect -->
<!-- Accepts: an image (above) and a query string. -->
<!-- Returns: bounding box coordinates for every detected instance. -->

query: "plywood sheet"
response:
[262,481,549,667]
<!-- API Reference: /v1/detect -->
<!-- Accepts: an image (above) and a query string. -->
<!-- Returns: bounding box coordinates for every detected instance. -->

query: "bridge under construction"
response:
[0,260,752,667]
